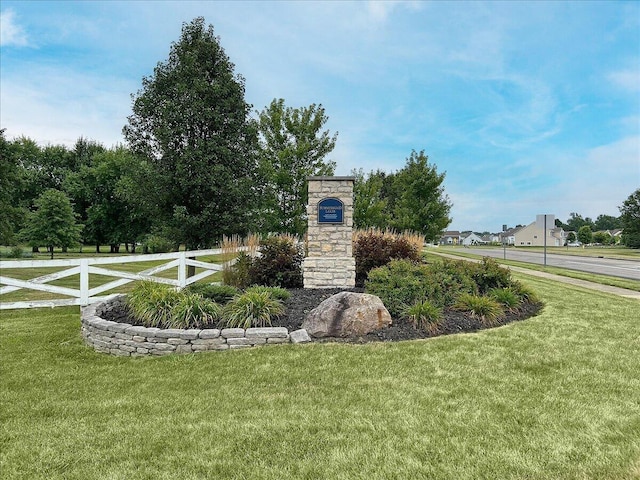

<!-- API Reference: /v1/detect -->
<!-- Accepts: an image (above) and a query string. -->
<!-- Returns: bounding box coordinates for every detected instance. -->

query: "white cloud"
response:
[0,66,135,148]
[366,0,421,23]
[0,9,28,47]
[608,68,640,92]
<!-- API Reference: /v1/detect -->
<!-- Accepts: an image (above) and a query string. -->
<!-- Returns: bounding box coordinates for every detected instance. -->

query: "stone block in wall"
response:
[246,327,289,340]
[199,329,221,339]
[105,322,132,333]
[228,337,265,346]
[175,344,194,354]
[110,348,130,356]
[221,328,245,339]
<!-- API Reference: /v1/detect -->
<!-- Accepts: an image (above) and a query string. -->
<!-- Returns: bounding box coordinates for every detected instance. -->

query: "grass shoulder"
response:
[425,250,640,292]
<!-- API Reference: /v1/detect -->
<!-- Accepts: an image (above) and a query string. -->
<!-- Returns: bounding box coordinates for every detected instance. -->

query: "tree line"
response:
[0,17,452,255]
[556,208,640,248]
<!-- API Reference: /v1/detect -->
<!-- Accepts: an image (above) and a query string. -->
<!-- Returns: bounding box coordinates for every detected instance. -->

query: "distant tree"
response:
[390,150,452,240]
[619,188,640,249]
[577,225,593,245]
[20,189,83,259]
[594,214,622,231]
[352,169,389,229]
[566,231,577,243]
[0,130,24,244]
[64,147,151,253]
[566,212,594,232]
[123,17,259,249]
[592,231,612,245]
[256,98,337,235]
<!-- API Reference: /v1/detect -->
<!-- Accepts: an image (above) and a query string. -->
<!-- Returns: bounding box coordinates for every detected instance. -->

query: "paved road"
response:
[446,248,640,281]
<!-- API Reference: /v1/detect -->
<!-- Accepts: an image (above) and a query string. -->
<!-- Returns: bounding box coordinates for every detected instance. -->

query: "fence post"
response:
[178,252,186,289]
[80,259,89,305]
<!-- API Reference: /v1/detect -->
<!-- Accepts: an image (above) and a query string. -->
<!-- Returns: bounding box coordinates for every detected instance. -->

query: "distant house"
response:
[514,214,566,247]
[499,227,521,245]
[482,233,501,244]
[439,231,461,245]
[461,232,485,246]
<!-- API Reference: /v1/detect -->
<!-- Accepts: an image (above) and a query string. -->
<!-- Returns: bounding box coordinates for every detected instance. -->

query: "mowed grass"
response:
[440,245,640,261]
[1,276,639,479]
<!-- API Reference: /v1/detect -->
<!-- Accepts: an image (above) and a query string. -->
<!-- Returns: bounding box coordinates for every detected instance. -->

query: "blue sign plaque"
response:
[317,197,344,224]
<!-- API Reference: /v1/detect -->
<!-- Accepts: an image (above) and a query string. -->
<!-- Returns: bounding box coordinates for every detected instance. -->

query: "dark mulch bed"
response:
[98,288,543,344]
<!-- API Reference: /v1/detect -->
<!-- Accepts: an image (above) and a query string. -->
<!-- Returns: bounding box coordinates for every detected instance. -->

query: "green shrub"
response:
[0,246,26,258]
[422,259,479,307]
[223,252,253,289]
[489,287,522,311]
[245,285,291,301]
[404,300,443,333]
[127,281,181,327]
[249,236,303,288]
[510,280,541,304]
[128,280,222,328]
[354,230,420,286]
[185,283,240,304]
[365,258,479,316]
[455,294,504,325]
[142,235,174,254]
[222,290,285,329]
[365,259,431,317]
[471,257,512,294]
[169,292,221,329]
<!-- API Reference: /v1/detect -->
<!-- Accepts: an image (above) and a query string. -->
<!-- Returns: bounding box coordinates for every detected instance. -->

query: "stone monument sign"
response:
[303,176,356,288]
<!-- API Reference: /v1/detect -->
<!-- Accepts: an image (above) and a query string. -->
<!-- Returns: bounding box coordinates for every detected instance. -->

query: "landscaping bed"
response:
[100,287,543,344]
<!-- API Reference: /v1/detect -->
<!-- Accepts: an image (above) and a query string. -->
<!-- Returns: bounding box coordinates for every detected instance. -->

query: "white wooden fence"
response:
[0,249,232,310]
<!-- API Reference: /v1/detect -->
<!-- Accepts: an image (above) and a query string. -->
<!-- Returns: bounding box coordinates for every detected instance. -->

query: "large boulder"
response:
[302,291,392,338]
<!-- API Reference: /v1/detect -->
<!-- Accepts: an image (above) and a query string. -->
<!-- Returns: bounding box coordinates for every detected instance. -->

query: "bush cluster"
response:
[365,257,539,327]
[354,230,421,286]
[224,236,303,289]
[142,235,175,254]
[127,281,287,330]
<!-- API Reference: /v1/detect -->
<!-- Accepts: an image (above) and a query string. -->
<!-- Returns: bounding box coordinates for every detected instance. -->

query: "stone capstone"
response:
[301,292,392,338]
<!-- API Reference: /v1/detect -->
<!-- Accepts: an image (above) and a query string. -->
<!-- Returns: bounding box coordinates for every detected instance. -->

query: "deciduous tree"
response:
[256,98,337,235]
[577,225,593,245]
[619,189,640,248]
[20,189,83,259]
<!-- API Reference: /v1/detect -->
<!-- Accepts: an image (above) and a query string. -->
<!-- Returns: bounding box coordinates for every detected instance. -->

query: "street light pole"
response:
[544,214,547,268]
[502,224,507,260]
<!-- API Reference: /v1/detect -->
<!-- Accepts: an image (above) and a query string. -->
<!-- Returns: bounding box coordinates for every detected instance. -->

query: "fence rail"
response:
[0,249,232,310]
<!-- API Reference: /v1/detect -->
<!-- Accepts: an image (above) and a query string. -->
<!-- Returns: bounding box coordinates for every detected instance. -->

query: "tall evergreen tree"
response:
[123,17,259,249]
[390,150,452,240]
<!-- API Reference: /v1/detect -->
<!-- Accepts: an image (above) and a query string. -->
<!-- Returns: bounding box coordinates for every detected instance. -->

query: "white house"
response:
[460,232,485,246]
[514,215,566,247]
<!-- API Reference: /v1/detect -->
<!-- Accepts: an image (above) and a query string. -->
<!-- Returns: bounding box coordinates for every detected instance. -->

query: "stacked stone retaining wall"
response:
[81,301,310,357]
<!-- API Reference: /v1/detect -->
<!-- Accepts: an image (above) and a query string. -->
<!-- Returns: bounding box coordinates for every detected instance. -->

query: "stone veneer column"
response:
[303,176,356,288]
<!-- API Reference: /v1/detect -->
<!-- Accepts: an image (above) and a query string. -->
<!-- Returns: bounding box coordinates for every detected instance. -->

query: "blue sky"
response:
[1,1,638,233]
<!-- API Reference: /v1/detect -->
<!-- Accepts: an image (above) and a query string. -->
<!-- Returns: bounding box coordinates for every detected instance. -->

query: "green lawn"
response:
[1,276,639,479]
